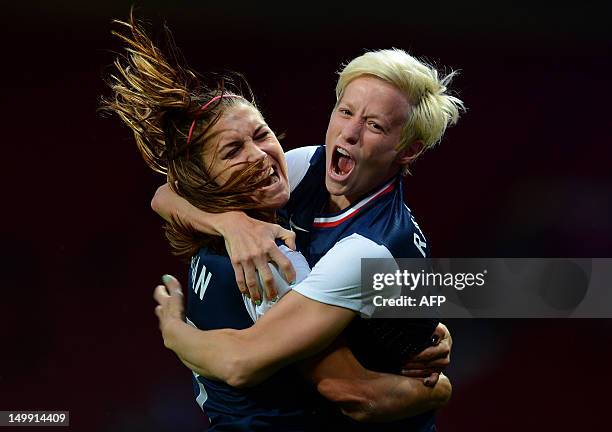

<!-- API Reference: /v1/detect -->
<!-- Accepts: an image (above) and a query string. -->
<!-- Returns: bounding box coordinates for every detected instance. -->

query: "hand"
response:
[153,274,186,343]
[318,373,452,422]
[218,212,296,303]
[401,322,452,387]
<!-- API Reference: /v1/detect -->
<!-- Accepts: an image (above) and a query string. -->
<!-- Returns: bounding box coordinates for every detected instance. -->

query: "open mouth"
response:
[331,146,355,178]
[259,165,280,189]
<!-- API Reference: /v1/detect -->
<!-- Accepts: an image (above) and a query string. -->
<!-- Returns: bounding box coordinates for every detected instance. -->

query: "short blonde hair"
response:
[336,49,465,172]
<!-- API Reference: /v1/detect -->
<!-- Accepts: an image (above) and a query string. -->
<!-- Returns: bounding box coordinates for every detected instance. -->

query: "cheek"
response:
[361,148,396,171]
[326,117,341,138]
[265,141,284,160]
[264,141,288,173]
[209,161,237,185]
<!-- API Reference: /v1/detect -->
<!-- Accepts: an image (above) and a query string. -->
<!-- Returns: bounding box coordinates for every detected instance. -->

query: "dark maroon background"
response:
[1,1,611,431]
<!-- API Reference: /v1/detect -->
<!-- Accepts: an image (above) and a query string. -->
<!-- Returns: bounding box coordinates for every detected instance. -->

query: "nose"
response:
[340,117,362,145]
[245,141,267,163]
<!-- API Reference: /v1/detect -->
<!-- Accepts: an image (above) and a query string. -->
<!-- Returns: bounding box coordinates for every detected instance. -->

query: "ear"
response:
[396,140,424,165]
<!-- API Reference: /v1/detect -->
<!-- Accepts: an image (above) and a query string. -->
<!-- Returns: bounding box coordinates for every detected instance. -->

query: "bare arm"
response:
[319,372,451,422]
[156,276,452,422]
[155,276,355,388]
[300,341,451,422]
[151,183,296,301]
[151,183,227,235]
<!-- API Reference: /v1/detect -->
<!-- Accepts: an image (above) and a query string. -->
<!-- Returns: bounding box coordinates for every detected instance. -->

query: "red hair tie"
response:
[186,94,239,145]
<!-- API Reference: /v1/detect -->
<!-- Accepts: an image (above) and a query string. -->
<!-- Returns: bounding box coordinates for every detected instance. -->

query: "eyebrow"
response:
[340,101,391,128]
[253,124,266,136]
[218,123,268,150]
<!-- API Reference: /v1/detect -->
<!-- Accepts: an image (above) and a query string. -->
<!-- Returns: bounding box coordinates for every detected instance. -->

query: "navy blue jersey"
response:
[281,146,429,264]
[186,248,315,431]
[281,146,438,431]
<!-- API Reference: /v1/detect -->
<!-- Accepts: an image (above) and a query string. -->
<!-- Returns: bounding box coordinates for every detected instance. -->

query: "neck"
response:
[326,174,399,213]
[326,195,351,213]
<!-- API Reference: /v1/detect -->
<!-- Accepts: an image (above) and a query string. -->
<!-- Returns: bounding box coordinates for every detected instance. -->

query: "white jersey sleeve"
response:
[242,245,311,322]
[292,233,400,318]
[284,146,319,192]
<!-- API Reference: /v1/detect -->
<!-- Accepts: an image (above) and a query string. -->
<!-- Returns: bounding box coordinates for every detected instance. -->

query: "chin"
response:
[260,190,290,211]
[325,176,348,197]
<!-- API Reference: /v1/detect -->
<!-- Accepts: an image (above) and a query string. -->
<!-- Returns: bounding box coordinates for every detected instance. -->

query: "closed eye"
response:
[224,144,242,159]
[254,131,270,141]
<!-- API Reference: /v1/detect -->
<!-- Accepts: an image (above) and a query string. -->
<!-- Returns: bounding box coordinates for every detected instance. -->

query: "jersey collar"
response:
[313,178,396,228]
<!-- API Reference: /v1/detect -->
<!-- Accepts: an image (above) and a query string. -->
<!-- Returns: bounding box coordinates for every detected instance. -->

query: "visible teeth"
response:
[269,167,274,175]
[336,147,350,157]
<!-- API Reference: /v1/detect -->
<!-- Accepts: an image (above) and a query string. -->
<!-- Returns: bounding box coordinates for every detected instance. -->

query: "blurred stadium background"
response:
[1,1,611,430]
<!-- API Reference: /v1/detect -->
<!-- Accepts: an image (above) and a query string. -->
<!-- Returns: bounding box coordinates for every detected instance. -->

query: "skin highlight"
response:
[325,76,413,212]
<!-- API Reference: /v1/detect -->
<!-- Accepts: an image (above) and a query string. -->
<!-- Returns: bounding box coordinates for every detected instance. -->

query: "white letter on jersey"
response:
[413,233,427,258]
[190,256,213,300]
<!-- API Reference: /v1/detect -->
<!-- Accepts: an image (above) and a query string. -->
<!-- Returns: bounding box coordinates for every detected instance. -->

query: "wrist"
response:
[215,211,244,237]
[161,317,185,351]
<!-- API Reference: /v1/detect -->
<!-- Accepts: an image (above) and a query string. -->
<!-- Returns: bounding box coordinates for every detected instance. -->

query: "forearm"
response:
[363,373,451,421]
[162,318,293,388]
[151,182,234,235]
[162,318,248,386]
[156,283,356,390]
[308,343,451,423]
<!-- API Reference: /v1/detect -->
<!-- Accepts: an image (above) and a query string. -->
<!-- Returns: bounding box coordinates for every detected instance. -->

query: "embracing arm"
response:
[156,276,451,421]
[151,183,229,235]
[319,371,451,422]
[298,328,452,423]
[157,280,355,388]
[157,237,395,387]
[151,183,296,300]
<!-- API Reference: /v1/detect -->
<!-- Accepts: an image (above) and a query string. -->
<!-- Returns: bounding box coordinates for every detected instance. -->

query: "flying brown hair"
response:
[100,10,275,260]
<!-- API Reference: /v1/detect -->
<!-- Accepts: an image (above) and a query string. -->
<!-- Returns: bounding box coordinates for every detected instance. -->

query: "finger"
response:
[403,358,450,371]
[162,274,183,296]
[154,304,163,319]
[276,226,296,250]
[424,372,440,387]
[243,260,261,303]
[166,284,185,319]
[153,284,170,304]
[268,246,296,285]
[400,369,433,378]
[434,323,450,343]
[230,261,249,297]
[254,259,277,300]
[410,344,450,363]
[431,334,440,346]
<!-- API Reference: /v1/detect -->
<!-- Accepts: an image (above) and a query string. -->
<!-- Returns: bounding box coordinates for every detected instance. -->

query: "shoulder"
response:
[363,198,429,258]
[285,146,322,192]
[394,203,429,258]
[187,249,254,330]
[322,233,394,261]
[292,234,396,317]
[189,248,234,288]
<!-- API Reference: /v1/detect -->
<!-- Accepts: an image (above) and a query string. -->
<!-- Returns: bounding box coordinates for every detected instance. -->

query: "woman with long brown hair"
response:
[101,12,452,431]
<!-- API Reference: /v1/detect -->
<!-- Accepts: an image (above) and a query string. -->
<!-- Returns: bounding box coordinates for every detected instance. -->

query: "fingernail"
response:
[162,274,173,284]
[255,299,262,306]
[271,295,279,302]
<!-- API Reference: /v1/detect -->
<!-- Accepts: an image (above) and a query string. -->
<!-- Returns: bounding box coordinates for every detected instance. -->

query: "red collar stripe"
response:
[313,179,395,228]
